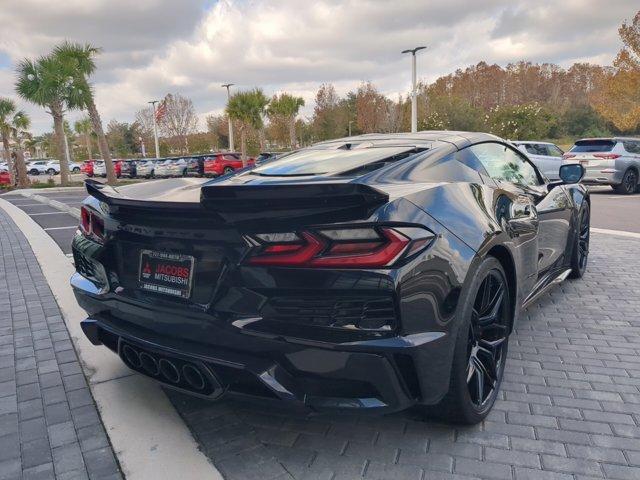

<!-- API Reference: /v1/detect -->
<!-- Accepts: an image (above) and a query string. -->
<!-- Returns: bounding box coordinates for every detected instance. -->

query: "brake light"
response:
[562,153,576,159]
[593,153,620,159]
[245,226,433,268]
[79,206,105,242]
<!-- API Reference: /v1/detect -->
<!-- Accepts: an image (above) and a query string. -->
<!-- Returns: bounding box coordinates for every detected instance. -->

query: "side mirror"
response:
[549,164,584,190]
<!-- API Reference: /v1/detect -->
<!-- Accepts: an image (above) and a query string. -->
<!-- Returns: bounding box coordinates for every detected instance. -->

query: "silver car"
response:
[563,137,640,194]
[512,141,564,180]
[136,159,157,178]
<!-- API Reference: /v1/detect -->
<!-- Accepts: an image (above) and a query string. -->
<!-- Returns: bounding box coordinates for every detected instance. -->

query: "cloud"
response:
[0,0,636,134]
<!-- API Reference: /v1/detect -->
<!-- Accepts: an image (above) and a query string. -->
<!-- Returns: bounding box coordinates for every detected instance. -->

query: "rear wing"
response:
[85,179,388,226]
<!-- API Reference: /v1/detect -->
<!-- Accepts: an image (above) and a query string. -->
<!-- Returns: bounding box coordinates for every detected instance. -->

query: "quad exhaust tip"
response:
[159,359,180,384]
[120,343,211,393]
[139,352,159,376]
[182,364,206,390]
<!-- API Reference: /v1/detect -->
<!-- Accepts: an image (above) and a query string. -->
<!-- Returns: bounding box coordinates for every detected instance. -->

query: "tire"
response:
[182,168,188,177]
[223,166,234,175]
[46,168,56,175]
[72,167,81,173]
[613,169,637,195]
[420,257,511,424]
[569,201,590,279]
[29,169,39,175]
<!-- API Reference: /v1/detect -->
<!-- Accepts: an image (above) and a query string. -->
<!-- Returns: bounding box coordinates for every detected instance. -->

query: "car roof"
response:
[512,140,556,145]
[576,137,640,142]
[312,131,502,150]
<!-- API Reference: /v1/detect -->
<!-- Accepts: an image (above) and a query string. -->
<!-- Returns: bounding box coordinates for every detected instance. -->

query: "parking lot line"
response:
[28,211,73,216]
[43,225,78,231]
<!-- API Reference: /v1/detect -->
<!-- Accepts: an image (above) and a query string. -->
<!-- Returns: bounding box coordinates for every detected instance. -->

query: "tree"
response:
[158,93,198,153]
[206,114,229,149]
[592,10,640,132]
[52,42,116,184]
[74,117,93,158]
[485,103,558,140]
[267,93,305,148]
[15,55,77,185]
[355,82,390,133]
[0,98,30,187]
[226,89,269,165]
[312,84,344,140]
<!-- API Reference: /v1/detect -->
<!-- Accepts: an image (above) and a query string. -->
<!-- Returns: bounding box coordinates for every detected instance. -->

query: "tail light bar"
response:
[593,153,620,159]
[80,206,105,243]
[562,153,576,159]
[245,226,434,268]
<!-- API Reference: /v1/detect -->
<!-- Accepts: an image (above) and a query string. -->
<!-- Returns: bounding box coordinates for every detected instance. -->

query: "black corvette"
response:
[71,131,589,424]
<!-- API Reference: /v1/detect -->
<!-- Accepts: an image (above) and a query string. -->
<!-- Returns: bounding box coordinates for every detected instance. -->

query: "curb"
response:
[17,190,82,219]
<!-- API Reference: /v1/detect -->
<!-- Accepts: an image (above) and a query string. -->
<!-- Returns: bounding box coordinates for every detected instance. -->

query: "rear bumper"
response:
[580,167,624,186]
[72,271,455,413]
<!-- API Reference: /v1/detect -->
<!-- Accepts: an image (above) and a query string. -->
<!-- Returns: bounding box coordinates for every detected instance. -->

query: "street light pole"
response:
[148,100,160,158]
[348,120,353,137]
[402,46,427,133]
[222,83,235,152]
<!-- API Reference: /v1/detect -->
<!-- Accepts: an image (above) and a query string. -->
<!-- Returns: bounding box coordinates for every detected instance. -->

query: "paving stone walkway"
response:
[169,232,640,480]
[0,208,121,480]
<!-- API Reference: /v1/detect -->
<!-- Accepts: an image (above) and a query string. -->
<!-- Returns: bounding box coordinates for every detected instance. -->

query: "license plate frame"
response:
[138,249,195,299]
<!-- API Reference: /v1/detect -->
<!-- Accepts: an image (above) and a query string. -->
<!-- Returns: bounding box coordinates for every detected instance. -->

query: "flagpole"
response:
[149,100,160,158]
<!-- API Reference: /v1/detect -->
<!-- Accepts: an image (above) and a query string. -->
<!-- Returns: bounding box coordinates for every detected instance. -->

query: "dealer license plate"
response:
[138,250,195,299]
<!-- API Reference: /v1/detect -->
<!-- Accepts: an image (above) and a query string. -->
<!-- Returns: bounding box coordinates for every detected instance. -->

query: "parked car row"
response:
[513,137,640,194]
[81,153,266,179]
[26,158,82,175]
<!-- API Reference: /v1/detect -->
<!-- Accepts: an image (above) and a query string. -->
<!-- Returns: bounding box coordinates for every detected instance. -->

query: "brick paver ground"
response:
[169,232,640,480]
[0,208,121,480]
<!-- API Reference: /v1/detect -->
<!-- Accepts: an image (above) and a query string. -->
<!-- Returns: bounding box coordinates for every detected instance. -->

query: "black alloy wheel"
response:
[569,202,590,278]
[614,169,637,195]
[466,270,509,409]
[422,257,511,424]
[223,166,234,175]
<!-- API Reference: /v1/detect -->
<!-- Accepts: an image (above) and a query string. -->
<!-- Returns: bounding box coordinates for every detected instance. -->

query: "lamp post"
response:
[401,46,427,133]
[221,83,235,152]
[348,120,353,137]
[148,100,160,158]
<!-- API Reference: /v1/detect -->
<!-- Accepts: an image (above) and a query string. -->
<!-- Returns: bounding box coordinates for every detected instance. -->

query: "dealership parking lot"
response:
[1,186,639,479]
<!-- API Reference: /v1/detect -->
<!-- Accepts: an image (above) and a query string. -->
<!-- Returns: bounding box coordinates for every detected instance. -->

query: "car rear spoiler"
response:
[200,183,389,225]
[85,179,389,226]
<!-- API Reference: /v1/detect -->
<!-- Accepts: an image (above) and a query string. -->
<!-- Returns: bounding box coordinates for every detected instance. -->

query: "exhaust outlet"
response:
[139,352,159,376]
[182,364,205,390]
[159,359,180,383]
[122,345,141,368]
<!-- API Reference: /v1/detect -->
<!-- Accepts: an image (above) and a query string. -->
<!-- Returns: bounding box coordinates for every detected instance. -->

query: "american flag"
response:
[155,99,167,122]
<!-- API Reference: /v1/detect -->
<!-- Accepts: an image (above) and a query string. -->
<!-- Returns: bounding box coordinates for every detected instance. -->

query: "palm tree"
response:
[267,93,305,148]
[53,42,115,184]
[0,97,30,187]
[74,117,93,158]
[11,111,31,188]
[15,55,76,185]
[226,89,269,166]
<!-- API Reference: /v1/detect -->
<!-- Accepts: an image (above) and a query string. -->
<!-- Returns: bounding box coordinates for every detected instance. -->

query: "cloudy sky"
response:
[0,0,636,134]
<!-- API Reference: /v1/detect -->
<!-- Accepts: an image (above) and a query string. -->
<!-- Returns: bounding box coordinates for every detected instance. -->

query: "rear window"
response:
[570,140,615,153]
[253,146,422,176]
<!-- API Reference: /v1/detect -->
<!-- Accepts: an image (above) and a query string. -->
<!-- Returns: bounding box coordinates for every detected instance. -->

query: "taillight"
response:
[245,226,434,268]
[562,153,576,159]
[593,153,620,159]
[79,206,105,242]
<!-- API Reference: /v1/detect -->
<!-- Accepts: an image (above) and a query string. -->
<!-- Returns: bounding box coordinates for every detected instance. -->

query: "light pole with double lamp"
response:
[222,83,235,152]
[402,46,427,133]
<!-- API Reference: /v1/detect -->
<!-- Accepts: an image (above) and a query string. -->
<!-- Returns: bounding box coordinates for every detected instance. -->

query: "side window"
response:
[623,141,640,154]
[545,145,564,157]
[223,155,237,161]
[525,144,546,155]
[469,143,541,186]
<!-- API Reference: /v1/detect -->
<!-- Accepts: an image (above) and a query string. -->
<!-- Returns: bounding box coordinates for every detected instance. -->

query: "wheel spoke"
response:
[478,287,504,325]
[474,357,485,403]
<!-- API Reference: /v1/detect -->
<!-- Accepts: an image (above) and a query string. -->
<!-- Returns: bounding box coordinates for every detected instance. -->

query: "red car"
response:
[0,170,11,185]
[203,153,255,176]
[81,160,94,177]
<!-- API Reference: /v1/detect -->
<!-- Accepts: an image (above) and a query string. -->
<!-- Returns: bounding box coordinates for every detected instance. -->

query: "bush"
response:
[485,103,558,140]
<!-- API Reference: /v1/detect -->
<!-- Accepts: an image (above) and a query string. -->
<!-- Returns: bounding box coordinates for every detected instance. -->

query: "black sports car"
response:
[71,132,589,424]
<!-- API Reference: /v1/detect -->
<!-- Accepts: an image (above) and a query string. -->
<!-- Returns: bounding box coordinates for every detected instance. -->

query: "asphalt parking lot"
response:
[1,185,640,479]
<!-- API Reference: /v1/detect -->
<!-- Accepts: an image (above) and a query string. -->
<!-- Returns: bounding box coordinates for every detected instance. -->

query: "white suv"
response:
[512,141,564,180]
[27,159,59,175]
[563,137,640,194]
